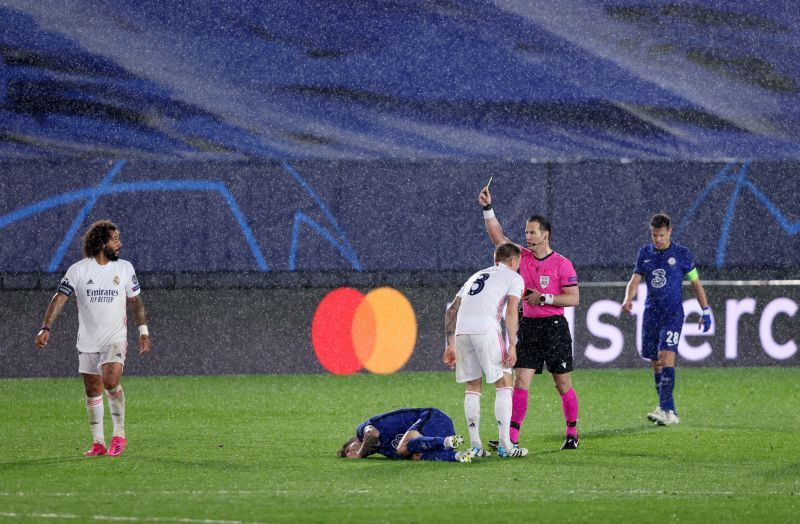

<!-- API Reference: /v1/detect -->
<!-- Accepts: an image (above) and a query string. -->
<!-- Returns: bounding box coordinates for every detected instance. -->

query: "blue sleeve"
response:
[355,409,402,440]
[633,247,645,275]
[682,247,695,274]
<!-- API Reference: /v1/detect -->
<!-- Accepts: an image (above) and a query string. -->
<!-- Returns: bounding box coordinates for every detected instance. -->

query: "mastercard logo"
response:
[311,287,417,375]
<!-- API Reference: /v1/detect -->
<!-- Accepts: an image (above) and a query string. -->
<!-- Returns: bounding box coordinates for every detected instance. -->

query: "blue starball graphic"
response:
[0,160,362,273]
[675,161,800,268]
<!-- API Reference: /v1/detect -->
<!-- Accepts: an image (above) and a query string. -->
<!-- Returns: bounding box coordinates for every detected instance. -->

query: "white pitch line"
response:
[4,488,788,499]
[0,512,267,524]
[565,488,738,497]
[0,490,275,497]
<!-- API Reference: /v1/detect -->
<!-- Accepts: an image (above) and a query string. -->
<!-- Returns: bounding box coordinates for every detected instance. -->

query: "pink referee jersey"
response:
[517,246,578,319]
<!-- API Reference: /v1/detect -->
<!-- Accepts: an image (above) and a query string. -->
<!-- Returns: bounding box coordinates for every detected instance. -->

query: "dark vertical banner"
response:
[1,281,796,378]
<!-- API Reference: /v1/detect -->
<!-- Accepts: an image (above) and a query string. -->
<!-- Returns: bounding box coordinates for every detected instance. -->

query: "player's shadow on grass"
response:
[526,424,662,456]
[580,424,662,441]
[133,456,264,472]
[0,456,86,469]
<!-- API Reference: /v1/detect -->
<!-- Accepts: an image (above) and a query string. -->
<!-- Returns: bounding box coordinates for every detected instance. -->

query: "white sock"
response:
[86,395,104,444]
[464,391,482,448]
[495,387,513,449]
[106,386,125,438]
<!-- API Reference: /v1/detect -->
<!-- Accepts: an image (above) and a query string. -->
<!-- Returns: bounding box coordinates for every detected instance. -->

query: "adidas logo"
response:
[87,279,94,285]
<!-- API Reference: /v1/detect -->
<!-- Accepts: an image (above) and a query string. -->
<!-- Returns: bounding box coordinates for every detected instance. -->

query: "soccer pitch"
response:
[1,368,798,523]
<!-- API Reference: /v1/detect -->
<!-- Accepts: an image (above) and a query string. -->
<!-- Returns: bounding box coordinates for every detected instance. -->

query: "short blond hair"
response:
[494,242,521,264]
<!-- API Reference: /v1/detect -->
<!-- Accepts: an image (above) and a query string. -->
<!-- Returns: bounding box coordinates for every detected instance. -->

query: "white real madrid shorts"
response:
[455,332,511,384]
[78,342,127,375]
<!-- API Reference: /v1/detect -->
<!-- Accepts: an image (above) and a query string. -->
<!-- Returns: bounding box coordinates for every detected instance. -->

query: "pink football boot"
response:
[83,442,107,456]
[106,436,127,457]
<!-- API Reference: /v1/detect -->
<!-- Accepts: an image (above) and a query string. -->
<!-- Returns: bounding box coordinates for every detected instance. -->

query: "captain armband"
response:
[685,268,699,281]
[56,281,75,297]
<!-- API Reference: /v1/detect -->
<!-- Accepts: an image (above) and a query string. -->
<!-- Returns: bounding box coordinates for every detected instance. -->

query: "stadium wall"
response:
[2,277,796,378]
[2,159,796,377]
[0,160,798,274]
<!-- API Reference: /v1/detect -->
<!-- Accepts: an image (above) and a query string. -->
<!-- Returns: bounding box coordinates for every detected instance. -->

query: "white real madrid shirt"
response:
[57,258,141,352]
[455,263,524,335]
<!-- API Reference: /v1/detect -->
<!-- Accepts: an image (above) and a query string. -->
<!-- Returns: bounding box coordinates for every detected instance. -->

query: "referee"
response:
[478,185,581,450]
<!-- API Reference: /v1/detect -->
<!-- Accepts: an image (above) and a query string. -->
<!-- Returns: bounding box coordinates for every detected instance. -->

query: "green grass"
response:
[1,368,799,523]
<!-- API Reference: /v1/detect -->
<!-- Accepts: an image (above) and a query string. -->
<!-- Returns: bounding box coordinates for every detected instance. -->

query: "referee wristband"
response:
[483,208,495,219]
[544,294,555,305]
[138,325,149,337]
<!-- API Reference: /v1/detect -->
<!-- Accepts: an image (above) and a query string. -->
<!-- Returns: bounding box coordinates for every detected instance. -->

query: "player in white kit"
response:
[443,243,528,458]
[35,220,151,457]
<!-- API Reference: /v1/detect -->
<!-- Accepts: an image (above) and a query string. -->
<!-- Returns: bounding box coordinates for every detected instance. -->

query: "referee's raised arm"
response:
[479,187,512,247]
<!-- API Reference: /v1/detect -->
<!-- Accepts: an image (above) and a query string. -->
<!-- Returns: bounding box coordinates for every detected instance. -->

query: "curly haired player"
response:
[35,220,151,457]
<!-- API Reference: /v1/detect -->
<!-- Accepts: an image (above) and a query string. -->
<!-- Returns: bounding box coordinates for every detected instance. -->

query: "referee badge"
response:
[539,275,550,288]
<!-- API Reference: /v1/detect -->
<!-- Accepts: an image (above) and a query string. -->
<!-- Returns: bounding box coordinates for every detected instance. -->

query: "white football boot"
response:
[647,406,666,423]
[656,410,680,426]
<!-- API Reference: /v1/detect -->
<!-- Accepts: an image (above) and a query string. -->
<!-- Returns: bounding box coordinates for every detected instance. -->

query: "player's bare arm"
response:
[503,295,520,368]
[443,295,461,368]
[523,285,579,308]
[479,187,512,247]
[127,295,150,355]
[355,425,380,458]
[622,273,642,314]
[557,285,579,307]
[35,292,69,348]
[690,278,712,331]
[690,279,709,309]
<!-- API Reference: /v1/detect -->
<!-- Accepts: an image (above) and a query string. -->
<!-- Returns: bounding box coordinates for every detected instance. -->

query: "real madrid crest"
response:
[668,257,676,266]
[113,275,120,285]
[539,275,550,288]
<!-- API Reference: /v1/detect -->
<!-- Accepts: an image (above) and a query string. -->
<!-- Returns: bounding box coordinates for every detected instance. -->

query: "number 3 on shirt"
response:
[468,273,490,295]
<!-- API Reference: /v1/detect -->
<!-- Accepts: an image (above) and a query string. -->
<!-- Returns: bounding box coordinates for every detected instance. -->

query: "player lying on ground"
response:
[337,408,474,462]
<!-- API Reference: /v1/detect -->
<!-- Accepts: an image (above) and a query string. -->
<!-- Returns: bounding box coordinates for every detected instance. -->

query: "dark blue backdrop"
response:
[0,160,797,273]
